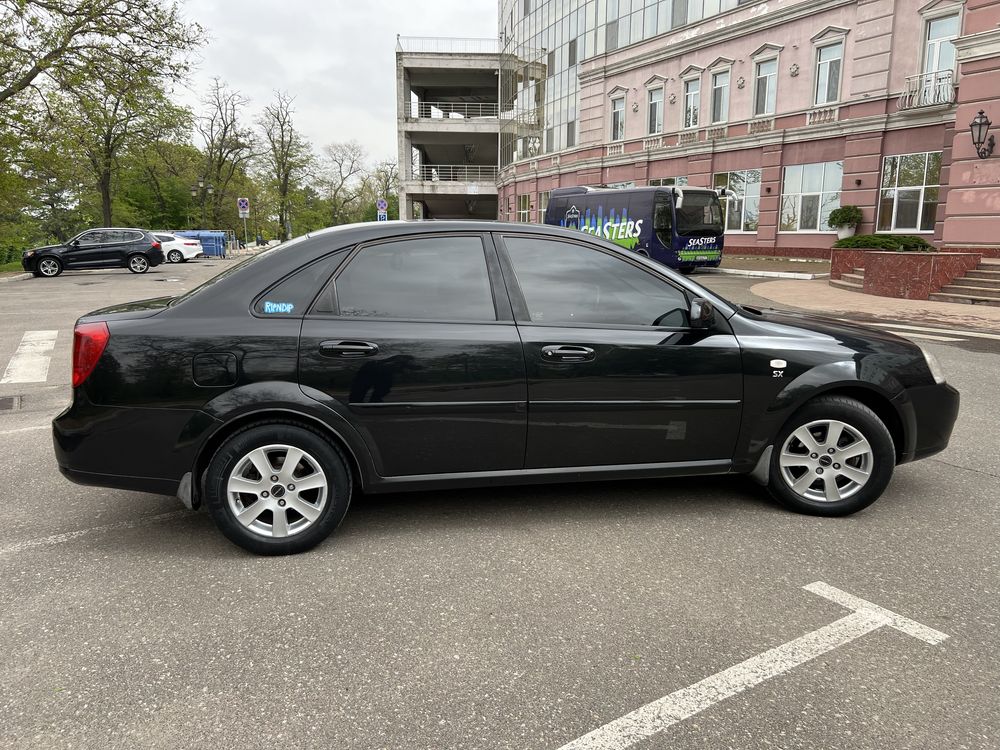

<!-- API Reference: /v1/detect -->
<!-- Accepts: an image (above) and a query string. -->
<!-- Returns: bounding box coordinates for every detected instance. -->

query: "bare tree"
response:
[319,141,366,225]
[364,160,399,204]
[0,0,203,108]
[196,79,255,227]
[259,91,312,240]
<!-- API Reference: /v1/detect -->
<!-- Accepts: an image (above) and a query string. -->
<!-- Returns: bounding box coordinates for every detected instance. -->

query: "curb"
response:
[0,273,32,283]
[704,267,831,280]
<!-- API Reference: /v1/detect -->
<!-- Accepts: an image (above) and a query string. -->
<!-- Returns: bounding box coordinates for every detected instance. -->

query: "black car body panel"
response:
[52,221,959,507]
[22,228,164,274]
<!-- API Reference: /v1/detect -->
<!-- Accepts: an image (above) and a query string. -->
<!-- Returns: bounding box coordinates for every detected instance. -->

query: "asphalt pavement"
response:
[1,260,998,749]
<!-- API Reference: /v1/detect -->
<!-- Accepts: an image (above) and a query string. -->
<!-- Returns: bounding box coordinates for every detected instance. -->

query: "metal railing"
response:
[412,164,499,182]
[899,70,956,110]
[410,101,499,119]
[396,36,499,54]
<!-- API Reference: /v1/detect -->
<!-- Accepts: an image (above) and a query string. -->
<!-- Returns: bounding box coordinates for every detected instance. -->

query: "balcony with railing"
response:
[396,36,499,54]
[899,70,956,110]
[409,101,499,120]
[411,164,499,183]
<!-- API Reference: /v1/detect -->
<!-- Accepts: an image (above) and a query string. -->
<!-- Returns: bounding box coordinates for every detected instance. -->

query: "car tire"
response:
[36,257,62,277]
[679,267,695,275]
[204,423,353,555]
[767,395,895,517]
[127,254,149,274]
[167,249,183,263]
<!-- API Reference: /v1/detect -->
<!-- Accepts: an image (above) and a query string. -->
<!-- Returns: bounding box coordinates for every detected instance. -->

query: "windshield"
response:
[675,192,724,237]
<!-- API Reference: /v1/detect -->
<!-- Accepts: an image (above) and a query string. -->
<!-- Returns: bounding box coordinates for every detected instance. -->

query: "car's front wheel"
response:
[767,395,895,516]
[204,423,353,555]
[36,257,62,277]
[127,254,149,273]
[167,249,183,263]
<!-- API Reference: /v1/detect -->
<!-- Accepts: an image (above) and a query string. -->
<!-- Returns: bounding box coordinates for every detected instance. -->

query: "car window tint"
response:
[77,231,105,246]
[254,251,349,316]
[106,230,128,243]
[504,237,689,328]
[334,237,496,321]
[154,234,173,242]
[122,231,144,242]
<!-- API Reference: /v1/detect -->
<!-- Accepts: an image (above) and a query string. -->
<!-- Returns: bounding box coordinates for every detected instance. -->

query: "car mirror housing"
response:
[690,298,716,329]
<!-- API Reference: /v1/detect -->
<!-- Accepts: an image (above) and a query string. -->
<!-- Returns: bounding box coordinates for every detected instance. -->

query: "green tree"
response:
[259,91,312,241]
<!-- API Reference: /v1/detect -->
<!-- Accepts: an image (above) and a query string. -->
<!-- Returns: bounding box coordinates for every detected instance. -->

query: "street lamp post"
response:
[970,110,996,160]
[189,178,215,228]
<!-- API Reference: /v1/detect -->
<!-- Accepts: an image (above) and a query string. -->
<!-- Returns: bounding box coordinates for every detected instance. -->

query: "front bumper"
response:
[21,255,36,273]
[898,381,960,463]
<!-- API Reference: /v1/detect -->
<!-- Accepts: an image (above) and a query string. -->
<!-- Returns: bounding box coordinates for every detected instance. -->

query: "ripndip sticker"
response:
[263,301,295,314]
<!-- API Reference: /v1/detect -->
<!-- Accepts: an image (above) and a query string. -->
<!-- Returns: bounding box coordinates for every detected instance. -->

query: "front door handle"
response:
[319,340,380,358]
[541,344,596,362]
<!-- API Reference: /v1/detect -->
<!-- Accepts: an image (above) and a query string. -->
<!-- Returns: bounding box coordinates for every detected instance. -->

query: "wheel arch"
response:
[191,407,370,509]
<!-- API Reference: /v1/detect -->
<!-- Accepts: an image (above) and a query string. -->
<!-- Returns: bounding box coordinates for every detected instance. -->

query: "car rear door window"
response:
[77,231,107,246]
[154,234,173,243]
[254,251,350,317]
[332,236,496,321]
[503,236,689,328]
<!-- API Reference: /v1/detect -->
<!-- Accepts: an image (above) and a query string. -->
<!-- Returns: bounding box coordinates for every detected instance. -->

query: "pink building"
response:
[498,0,1000,258]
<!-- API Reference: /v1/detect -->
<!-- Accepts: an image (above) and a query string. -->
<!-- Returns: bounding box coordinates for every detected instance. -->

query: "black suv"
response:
[22,228,165,277]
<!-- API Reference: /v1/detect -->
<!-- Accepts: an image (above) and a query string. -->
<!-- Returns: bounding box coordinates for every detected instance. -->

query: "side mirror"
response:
[71,239,80,247]
[690,298,716,329]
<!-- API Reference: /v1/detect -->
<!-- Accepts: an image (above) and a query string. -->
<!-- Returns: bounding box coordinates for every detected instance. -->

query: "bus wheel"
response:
[637,249,649,257]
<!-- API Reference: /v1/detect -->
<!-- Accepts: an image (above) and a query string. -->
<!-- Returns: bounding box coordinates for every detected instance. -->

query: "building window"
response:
[877,152,942,232]
[711,70,730,124]
[754,59,777,116]
[568,38,578,67]
[780,161,843,232]
[683,78,700,128]
[517,194,531,223]
[611,96,625,140]
[713,169,761,232]
[538,191,550,222]
[547,50,556,76]
[566,120,576,147]
[924,14,959,74]
[649,177,689,186]
[606,20,619,53]
[648,87,663,134]
[814,42,843,105]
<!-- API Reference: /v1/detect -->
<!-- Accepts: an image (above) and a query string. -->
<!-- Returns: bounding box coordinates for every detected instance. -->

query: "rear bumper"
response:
[898,381,960,463]
[57,464,179,495]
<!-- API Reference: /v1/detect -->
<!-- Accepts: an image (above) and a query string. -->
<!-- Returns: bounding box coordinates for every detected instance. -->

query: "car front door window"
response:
[502,236,689,328]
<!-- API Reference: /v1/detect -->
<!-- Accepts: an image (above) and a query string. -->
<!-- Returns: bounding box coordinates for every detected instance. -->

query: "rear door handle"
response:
[541,344,596,362]
[319,340,380,358]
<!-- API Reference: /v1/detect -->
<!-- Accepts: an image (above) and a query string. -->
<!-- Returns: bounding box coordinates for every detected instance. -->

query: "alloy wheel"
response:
[129,255,149,273]
[778,419,873,503]
[38,258,60,276]
[168,250,183,263]
[226,444,329,538]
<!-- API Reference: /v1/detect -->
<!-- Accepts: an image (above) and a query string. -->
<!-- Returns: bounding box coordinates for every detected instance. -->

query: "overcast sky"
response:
[179,0,497,163]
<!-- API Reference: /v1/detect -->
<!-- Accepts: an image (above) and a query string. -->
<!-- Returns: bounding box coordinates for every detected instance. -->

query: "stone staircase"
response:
[929,261,1000,306]
[829,267,865,292]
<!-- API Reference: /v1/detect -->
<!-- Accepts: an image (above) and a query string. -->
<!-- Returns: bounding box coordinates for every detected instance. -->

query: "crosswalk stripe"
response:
[862,321,1000,342]
[894,332,964,342]
[1,331,59,384]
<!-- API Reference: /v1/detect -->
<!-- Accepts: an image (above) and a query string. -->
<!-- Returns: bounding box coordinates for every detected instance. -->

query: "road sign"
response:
[237,197,250,219]
[377,211,388,222]
[376,198,388,212]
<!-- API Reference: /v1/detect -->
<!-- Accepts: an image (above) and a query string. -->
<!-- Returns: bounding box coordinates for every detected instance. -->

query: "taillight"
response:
[151,241,162,250]
[72,322,110,388]
[184,242,198,246]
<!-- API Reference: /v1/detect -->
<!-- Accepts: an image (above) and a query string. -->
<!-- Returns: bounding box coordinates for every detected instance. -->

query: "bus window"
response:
[654,198,673,247]
[675,193,724,237]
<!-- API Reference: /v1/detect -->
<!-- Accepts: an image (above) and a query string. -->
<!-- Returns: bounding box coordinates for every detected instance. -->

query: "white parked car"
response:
[153,233,204,263]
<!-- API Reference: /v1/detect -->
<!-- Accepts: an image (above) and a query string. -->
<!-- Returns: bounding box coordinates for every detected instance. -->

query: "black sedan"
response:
[53,221,959,555]
[22,228,165,277]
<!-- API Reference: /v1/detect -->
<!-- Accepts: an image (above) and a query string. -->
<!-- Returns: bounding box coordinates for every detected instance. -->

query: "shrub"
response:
[828,205,863,227]
[833,234,903,250]
[892,235,933,251]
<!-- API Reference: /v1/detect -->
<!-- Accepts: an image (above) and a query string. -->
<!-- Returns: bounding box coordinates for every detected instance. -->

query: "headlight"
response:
[920,346,946,385]
[22,250,35,258]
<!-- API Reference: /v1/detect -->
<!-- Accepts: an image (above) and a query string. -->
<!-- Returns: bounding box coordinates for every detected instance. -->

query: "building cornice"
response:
[954,26,1000,64]
[579,0,857,84]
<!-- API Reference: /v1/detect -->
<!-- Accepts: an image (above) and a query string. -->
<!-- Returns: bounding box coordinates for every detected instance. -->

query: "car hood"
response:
[737,306,919,350]
[27,243,65,254]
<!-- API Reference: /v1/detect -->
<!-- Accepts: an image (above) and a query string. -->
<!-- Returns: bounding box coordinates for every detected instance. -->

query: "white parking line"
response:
[0,510,191,556]
[1,330,59,384]
[0,425,49,436]
[556,582,947,750]
[844,320,1000,342]
[895,332,965,342]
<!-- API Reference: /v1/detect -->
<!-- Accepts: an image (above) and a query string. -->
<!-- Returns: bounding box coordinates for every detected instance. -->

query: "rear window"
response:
[154,234,173,242]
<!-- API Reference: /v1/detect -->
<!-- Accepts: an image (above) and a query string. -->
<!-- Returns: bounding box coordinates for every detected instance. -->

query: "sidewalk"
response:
[751,279,1000,333]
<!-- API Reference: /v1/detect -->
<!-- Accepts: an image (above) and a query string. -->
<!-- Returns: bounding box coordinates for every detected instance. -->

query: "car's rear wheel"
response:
[204,423,352,555]
[127,254,149,273]
[767,396,895,516]
[167,249,183,263]
[37,257,62,277]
